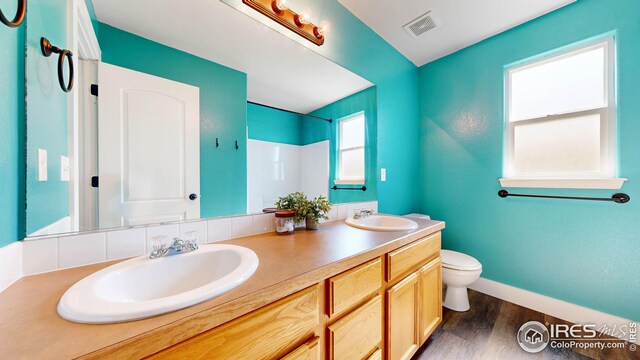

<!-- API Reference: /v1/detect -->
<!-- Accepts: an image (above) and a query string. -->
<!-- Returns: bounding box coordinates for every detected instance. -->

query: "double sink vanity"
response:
[0,216,444,360]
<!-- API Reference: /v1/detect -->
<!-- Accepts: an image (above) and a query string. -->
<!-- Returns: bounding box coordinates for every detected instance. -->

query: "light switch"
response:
[38,149,48,181]
[381,168,387,182]
[60,156,70,181]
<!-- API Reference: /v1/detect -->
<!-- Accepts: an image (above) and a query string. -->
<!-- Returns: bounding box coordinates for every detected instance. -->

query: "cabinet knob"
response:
[189,193,198,201]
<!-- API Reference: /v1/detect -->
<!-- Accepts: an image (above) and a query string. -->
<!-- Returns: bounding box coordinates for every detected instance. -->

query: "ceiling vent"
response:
[403,12,439,38]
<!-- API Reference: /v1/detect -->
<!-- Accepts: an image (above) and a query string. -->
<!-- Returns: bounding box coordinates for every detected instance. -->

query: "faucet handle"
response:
[183,230,199,248]
[151,235,168,251]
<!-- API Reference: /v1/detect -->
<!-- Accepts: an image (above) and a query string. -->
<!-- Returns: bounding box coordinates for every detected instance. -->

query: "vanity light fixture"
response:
[242,0,325,46]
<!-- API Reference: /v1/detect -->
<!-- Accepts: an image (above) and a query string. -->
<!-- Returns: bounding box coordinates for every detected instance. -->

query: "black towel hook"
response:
[40,37,74,93]
[0,0,26,28]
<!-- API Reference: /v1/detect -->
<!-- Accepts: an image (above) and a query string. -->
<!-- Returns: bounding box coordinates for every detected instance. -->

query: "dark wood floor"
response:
[413,290,639,360]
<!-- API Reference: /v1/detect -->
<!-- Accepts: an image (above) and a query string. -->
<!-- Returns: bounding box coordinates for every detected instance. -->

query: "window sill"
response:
[334,179,366,185]
[498,178,627,189]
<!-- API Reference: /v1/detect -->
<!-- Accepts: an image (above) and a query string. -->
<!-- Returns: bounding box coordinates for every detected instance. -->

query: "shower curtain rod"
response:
[248,101,333,123]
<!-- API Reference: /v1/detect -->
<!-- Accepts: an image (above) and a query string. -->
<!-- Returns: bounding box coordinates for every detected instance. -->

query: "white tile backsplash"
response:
[58,233,106,269]
[346,203,360,218]
[106,228,146,260]
[324,206,338,222]
[231,216,253,238]
[179,221,208,245]
[146,224,179,252]
[22,238,58,275]
[7,201,381,286]
[207,217,232,243]
[0,241,22,292]
[337,204,347,220]
[252,213,274,234]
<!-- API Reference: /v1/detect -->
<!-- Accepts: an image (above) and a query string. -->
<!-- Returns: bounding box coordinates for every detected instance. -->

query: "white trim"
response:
[0,242,23,293]
[74,0,101,61]
[334,179,366,185]
[337,112,366,182]
[68,0,101,234]
[498,178,627,189]
[469,277,639,344]
[504,37,616,181]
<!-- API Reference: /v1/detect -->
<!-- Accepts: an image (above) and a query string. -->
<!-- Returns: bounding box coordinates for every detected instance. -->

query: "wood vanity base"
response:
[0,219,444,360]
[149,231,442,360]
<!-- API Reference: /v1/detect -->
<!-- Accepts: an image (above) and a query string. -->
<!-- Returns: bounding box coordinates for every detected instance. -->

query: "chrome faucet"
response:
[353,209,373,220]
[149,236,199,259]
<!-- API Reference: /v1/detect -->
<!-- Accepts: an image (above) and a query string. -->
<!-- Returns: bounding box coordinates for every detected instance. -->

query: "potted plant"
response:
[275,192,308,225]
[301,196,332,230]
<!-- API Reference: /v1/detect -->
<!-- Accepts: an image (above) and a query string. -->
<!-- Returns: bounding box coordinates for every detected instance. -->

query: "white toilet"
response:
[441,250,482,312]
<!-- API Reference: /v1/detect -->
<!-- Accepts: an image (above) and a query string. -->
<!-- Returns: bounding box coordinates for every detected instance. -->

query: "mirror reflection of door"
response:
[90,62,200,229]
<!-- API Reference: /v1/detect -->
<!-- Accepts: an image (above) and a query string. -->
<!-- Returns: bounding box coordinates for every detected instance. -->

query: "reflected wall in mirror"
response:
[25,0,377,237]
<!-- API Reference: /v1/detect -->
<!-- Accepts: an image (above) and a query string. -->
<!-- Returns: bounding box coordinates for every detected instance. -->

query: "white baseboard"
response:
[469,277,639,344]
[0,241,23,293]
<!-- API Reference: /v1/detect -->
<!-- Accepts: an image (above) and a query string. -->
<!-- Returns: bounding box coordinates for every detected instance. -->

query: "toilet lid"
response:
[441,250,482,271]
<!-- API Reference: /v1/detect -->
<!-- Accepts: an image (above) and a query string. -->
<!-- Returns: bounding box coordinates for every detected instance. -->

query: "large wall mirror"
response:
[24,0,377,237]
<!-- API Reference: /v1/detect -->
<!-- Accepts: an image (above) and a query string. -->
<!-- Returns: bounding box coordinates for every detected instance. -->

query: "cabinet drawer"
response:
[148,285,319,360]
[328,295,382,360]
[281,336,320,360]
[387,232,441,282]
[328,257,382,317]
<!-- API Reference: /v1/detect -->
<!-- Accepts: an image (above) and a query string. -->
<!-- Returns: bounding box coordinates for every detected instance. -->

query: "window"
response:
[336,112,365,184]
[501,37,625,189]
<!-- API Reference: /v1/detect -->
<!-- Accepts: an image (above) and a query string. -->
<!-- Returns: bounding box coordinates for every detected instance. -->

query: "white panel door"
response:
[98,62,200,228]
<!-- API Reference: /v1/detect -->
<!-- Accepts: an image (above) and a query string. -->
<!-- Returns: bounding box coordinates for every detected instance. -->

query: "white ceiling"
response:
[92,0,373,114]
[338,0,576,66]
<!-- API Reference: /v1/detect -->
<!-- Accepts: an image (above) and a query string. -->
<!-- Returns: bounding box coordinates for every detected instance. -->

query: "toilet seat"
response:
[441,250,482,271]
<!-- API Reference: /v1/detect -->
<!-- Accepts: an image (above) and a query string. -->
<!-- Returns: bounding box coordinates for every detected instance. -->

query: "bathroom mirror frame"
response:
[22,0,379,240]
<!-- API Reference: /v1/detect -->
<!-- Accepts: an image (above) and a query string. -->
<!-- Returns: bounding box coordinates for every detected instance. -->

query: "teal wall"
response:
[309,87,377,203]
[247,103,304,146]
[84,0,99,37]
[248,87,377,204]
[25,0,69,234]
[419,0,640,321]
[301,1,420,215]
[99,23,248,218]
[0,0,25,246]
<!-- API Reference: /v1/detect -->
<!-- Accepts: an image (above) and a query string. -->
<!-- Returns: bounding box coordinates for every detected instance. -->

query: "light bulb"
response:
[271,0,288,14]
[294,13,310,27]
[313,26,324,39]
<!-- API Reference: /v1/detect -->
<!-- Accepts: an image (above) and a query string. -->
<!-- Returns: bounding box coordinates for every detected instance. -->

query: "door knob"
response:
[189,193,198,201]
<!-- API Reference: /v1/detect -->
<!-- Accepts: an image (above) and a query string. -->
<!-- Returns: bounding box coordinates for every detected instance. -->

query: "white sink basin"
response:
[57,244,259,324]
[345,215,419,232]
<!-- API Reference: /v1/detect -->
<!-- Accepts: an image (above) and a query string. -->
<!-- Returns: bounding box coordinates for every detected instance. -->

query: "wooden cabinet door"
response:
[328,295,382,360]
[386,273,419,360]
[418,257,442,344]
